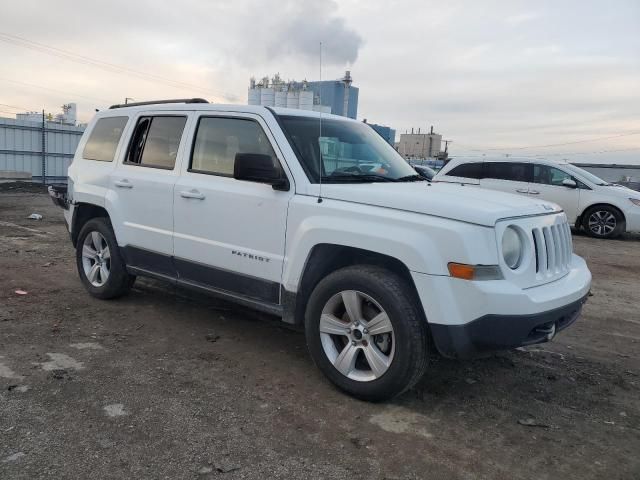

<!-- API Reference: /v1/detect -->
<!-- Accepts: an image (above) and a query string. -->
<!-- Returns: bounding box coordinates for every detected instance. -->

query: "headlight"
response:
[502,226,523,269]
[630,198,640,207]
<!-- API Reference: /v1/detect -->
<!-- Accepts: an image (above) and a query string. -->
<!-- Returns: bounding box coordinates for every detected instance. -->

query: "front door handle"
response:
[529,190,540,195]
[180,189,205,200]
[516,188,528,193]
[114,179,133,188]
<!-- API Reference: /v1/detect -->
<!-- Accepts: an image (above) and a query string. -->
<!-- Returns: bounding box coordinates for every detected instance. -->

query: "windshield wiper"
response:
[395,174,426,182]
[322,173,396,183]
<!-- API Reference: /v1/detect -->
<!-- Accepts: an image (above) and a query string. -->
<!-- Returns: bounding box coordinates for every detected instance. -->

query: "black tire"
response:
[304,265,429,402]
[582,205,625,239]
[76,217,136,299]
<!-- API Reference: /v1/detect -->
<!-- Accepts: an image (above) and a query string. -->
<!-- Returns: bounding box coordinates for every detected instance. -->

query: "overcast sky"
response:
[1,0,638,163]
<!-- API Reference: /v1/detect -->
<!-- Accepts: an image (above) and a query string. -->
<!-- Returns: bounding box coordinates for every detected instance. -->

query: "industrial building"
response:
[364,121,396,145]
[396,127,442,160]
[0,103,83,182]
[248,71,359,119]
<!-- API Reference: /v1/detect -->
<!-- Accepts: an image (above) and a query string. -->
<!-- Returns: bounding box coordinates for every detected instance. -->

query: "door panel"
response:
[531,164,581,223]
[107,113,190,273]
[173,114,293,302]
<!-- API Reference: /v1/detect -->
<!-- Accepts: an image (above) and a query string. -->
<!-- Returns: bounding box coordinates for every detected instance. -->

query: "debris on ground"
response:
[518,418,550,428]
[349,434,372,448]
[51,369,71,380]
[205,333,221,343]
[2,452,26,463]
[14,289,28,295]
[214,462,241,474]
[27,213,43,220]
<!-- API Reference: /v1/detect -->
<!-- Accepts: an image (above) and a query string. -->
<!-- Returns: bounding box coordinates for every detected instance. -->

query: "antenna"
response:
[317,41,323,204]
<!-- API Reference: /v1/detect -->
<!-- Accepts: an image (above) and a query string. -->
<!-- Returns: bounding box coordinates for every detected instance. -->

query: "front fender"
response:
[282,196,499,292]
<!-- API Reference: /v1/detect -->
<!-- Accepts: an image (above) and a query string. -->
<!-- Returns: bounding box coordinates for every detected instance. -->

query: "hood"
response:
[314,182,562,226]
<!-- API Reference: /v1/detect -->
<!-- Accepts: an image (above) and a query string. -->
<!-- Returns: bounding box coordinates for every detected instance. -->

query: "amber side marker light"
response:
[448,263,503,281]
[448,263,475,280]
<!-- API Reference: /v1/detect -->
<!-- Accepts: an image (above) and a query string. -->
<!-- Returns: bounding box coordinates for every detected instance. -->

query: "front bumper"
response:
[624,207,640,232]
[429,293,588,358]
[411,254,591,358]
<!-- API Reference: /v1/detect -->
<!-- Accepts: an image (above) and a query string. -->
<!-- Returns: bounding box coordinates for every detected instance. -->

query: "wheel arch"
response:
[283,244,423,326]
[71,203,111,247]
[578,202,626,230]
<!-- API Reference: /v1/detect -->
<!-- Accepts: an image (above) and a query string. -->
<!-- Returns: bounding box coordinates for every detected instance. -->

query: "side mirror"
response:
[234,153,290,191]
[562,178,577,189]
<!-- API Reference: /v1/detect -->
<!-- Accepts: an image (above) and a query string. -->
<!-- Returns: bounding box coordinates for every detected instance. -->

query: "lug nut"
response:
[363,328,369,334]
[351,340,357,346]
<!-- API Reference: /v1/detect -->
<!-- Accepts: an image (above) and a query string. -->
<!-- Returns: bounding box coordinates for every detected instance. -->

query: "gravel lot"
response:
[1,184,639,479]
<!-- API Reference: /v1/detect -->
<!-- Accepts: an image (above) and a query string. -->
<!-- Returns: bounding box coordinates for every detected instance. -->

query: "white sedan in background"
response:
[434,157,640,239]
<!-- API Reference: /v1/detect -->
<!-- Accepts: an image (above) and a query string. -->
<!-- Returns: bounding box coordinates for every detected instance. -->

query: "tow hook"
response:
[535,323,556,341]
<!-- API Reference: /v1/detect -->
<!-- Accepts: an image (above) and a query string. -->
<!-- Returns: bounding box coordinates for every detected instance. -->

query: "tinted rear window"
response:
[83,116,128,162]
[447,163,483,179]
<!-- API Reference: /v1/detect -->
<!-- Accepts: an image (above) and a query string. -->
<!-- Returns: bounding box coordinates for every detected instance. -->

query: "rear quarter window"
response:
[82,116,128,162]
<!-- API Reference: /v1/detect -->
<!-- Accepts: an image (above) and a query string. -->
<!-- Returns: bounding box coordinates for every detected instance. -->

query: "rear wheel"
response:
[76,218,135,299]
[583,206,625,239]
[305,265,429,401]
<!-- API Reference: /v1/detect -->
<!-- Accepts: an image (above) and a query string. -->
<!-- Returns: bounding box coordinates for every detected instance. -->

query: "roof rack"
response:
[108,98,209,109]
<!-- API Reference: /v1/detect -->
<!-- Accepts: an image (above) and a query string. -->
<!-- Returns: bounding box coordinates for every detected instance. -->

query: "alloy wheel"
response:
[81,231,111,287]
[588,210,616,237]
[319,290,395,382]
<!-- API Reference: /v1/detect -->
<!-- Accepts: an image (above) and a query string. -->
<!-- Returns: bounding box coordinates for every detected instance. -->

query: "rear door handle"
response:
[516,188,528,193]
[529,190,540,195]
[114,179,133,188]
[180,189,205,200]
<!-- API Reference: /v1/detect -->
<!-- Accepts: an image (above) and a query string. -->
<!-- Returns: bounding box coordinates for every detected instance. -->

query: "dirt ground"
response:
[1,184,639,480]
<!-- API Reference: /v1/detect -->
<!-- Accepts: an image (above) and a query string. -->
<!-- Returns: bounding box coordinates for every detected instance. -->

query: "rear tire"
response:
[305,265,429,401]
[582,205,625,239]
[76,218,135,299]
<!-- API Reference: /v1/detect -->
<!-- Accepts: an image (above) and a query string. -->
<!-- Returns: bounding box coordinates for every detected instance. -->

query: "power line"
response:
[0,77,111,104]
[450,147,640,158]
[534,147,640,157]
[454,131,640,152]
[0,31,237,102]
[0,102,30,111]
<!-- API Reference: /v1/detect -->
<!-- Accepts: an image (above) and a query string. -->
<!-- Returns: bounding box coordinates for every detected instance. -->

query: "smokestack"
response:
[430,125,434,134]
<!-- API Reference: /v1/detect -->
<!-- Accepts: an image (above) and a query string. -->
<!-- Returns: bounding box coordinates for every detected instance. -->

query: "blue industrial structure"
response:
[367,123,396,145]
[249,72,359,119]
[303,77,359,119]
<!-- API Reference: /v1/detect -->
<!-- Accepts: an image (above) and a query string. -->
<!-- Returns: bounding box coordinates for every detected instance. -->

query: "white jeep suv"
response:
[49,99,592,401]
[434,156,640,239]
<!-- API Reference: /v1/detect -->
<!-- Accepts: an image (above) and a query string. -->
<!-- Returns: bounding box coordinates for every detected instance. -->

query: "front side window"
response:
[447,163,483,179]
[484,162,531,182]
[126,116,187,169]
[279,116,417,183]
[533,165,573,186]
[190,117,277,176]
[83,116,128,162]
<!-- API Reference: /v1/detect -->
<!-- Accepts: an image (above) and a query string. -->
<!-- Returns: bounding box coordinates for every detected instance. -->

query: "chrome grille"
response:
[532,221,572,278]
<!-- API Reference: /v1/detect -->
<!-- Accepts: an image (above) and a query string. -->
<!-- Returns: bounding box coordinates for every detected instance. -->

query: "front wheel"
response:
[305,265,429,401]
[583,206,625,239]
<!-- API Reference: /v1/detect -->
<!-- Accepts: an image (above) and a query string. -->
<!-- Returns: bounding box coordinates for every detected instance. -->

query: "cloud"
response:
[505,12,541,26]
[266,1,363,65]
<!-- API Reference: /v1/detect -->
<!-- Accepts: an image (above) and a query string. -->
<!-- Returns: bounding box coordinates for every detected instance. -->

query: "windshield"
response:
[279,115,418,183]
[564,164,610,186]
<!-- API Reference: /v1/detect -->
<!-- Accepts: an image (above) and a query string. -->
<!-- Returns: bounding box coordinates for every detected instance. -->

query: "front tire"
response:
[305,265,429,401]
[76,218,135,299]
[583,205,625,239]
